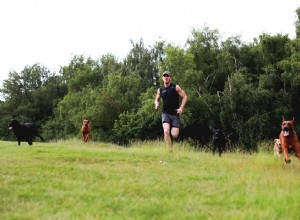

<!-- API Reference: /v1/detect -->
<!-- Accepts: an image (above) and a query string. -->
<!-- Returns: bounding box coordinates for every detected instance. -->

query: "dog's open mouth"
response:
[283,131,290,136]
[282,127,290,136]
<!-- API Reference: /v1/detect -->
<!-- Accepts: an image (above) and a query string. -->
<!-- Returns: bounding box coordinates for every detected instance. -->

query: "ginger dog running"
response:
[279,116,300,163]
[82,118,91,142]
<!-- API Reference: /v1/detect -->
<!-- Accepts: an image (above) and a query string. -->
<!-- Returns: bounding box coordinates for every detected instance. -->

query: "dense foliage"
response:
[1,8,300,151]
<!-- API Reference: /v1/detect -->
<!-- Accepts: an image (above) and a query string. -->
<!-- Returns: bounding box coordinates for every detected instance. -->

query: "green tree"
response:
[42,88,92,141]
[122,39,165,89]
[60,54,121,93]
[220,71,273,151]
[295,7,300,39]
[0,64,65,123]
[277,38,300,120]
[260,34,291,65]
[187,26,220,76]
[112,88,162,145]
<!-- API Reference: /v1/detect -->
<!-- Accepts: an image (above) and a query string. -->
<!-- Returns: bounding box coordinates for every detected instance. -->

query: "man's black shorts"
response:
[162,113,180,128]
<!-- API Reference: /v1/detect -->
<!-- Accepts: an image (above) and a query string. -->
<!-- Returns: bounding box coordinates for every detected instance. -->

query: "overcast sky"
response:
[0,0,299,86]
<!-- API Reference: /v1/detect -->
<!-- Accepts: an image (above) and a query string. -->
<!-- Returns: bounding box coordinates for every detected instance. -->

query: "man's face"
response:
[162,74,171,83]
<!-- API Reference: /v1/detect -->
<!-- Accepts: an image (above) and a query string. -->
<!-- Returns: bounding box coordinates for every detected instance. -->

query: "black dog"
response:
[210,126,226,157]
[8,119,45,145]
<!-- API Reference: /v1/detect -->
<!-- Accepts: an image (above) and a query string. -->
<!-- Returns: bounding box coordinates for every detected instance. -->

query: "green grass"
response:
[1,139,300,219]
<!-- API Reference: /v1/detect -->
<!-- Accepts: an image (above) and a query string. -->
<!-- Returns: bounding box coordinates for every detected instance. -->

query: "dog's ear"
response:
[282,115,285,122]
[292,117,295,123]
[274,139,277,144]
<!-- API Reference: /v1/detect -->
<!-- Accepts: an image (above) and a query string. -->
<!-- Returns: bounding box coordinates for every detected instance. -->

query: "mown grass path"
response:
[0,140,299,219]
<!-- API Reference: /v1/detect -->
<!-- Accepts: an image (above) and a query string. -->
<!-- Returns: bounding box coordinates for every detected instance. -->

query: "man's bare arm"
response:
[154,88,161,110]
[176,85,187,114]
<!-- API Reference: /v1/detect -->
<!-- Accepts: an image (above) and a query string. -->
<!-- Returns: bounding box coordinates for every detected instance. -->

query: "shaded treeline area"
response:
[1,8,300,151]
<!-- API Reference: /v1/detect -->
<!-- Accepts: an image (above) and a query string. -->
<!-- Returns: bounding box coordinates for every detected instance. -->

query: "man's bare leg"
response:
[163,123,173,152]
[171,127,179,139]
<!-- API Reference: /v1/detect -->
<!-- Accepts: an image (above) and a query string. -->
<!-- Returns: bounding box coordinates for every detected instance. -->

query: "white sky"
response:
[0,0,299,87]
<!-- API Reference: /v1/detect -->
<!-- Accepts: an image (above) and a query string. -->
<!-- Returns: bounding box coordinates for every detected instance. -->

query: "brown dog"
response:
[82,118,91,142]
[273,138,282,157]
[279,116,300,163]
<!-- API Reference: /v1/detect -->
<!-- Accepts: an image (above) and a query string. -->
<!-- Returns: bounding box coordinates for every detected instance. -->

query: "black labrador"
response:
[8,119,45,145]
[210,126,226,157]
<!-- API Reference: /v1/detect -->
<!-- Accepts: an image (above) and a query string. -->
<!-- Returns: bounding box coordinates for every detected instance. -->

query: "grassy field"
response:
[0,139,300,220]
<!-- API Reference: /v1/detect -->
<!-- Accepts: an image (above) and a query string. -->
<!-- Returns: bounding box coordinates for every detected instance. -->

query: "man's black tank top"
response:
[160,83,179,115]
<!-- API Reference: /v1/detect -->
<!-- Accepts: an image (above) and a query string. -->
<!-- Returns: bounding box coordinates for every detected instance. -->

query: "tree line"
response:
[1,8,300,151]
